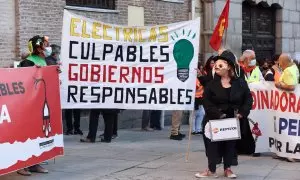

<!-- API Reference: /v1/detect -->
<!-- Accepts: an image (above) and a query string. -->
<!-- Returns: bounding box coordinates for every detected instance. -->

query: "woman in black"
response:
[195,50,253,178]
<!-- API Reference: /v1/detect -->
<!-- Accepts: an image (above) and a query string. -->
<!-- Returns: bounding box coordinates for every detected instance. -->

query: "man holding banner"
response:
[275,53,299,92]
[80,109,119,143]
[17,35,51,176]
[274,53,300,162]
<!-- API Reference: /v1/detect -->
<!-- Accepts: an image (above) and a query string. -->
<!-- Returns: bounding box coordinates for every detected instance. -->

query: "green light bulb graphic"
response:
[173,39,194,82]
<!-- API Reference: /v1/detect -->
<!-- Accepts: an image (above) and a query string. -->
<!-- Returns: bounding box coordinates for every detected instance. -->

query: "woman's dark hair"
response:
[228,65,236,78]
[204,55,215,73]
[272,54,280,62]
[267,60,274,68]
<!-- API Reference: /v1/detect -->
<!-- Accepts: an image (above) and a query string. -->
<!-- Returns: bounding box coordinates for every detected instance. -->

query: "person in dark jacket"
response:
[198,55,215,87]
[45,44,60,65]
[200,53,240,162]
[80,109,120,143]
[65,109,83,135]
[262,60,275,81]
[150,110,162,130]
[195,50,253,178]
[17,35,49,176]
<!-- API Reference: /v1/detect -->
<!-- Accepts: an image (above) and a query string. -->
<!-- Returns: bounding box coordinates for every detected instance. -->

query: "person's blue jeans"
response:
[193,105,205,132]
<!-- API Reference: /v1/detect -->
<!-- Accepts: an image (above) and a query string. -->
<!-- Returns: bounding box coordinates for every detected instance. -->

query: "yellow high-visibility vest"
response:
[279,64,300,85]
[245,66,262,83]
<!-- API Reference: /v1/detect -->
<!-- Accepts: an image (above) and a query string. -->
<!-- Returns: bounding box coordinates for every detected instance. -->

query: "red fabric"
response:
[209,0,230,51]
[241,64,255,73]
[252,123,262,136]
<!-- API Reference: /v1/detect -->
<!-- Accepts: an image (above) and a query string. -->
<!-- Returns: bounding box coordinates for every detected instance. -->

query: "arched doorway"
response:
[242,1,276,62]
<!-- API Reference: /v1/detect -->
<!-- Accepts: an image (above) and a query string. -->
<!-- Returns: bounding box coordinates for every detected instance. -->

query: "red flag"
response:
[209,0,230,51]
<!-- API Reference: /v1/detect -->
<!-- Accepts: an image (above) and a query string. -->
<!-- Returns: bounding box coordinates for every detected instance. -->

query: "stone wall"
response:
[210,0,300,58]
[277,0,300,56]
[12,0,190,63]
[15,0,65,59]
[0,0,16,67]
[213,0,243,57]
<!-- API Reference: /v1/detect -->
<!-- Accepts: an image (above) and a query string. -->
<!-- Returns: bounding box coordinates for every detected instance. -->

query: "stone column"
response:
[201,0,215,60]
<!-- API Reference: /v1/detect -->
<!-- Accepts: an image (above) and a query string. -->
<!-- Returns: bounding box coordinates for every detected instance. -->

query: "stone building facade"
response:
[202,0,300,62]
[2,0,300,66]
[0,0,191,67]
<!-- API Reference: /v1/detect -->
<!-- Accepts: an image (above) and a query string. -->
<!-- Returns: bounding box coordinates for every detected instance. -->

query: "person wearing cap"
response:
[195,50,253,178]
[17,35,50,176]
[239,50,264,83]
[19,35,52,67]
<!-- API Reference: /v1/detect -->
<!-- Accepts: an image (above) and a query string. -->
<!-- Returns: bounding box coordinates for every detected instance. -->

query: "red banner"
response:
[0,66,64,176]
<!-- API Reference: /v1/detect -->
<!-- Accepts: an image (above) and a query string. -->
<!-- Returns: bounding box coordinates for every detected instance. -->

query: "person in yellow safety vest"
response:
[276,53,300,91]
[239,50,264,83]
[192,77,205,135]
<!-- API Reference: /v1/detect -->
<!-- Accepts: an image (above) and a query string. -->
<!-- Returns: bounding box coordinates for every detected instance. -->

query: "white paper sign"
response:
[208,118,241,142]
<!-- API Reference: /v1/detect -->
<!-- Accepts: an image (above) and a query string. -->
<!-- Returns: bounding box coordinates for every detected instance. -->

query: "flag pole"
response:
[223,28,228,49]
[185,110,195,162]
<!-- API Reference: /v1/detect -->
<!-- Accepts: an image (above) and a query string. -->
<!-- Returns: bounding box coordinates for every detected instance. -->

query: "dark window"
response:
[242,1,276,61]
[66,0,115,10]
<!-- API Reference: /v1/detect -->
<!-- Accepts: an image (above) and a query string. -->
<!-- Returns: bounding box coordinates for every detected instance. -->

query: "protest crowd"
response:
[1,1,300,179]
[10,33,299,178]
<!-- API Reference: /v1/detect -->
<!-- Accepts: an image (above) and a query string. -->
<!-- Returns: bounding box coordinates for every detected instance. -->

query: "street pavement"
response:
[1,126,299,180]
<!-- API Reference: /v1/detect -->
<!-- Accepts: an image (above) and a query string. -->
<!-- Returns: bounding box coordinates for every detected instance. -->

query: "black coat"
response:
[203,77,256,154]
[199,71,214,87]
[19,59,35,67]
[203,78,253,121]
[46,56,58,65]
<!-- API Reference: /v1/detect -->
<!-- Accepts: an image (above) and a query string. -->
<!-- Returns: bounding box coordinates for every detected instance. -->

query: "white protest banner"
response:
[248,82,300,159]
[60,10,200,110]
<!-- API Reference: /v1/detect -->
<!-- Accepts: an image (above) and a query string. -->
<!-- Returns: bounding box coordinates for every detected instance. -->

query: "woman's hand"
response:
[220,114,227,119]
[275,82,282,89]
[195,68,202,76]
[57,67,62,73]
[236,113,243,119]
